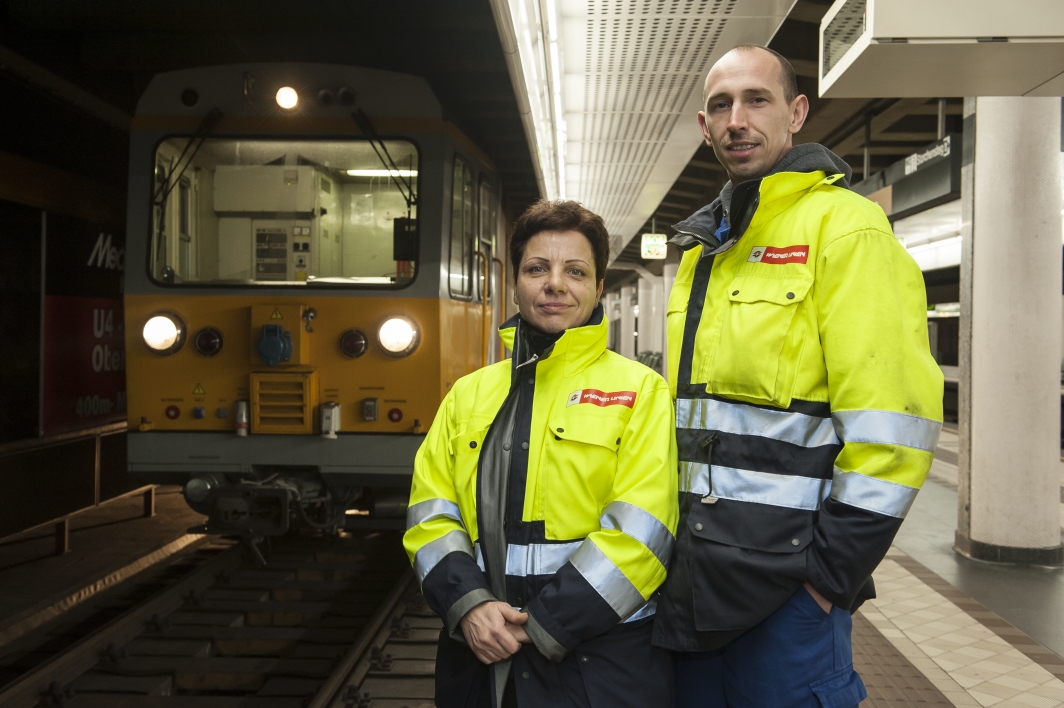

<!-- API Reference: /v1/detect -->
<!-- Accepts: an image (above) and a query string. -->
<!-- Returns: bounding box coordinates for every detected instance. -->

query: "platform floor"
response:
[0,486,206,632]
[853,428,1064,706]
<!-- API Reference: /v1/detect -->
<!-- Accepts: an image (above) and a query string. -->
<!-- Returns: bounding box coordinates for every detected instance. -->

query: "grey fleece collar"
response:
[671,143,852,254]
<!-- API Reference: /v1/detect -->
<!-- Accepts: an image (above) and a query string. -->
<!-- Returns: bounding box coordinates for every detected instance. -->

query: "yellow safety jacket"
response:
[404,309,678,706]
[653,144,944,651]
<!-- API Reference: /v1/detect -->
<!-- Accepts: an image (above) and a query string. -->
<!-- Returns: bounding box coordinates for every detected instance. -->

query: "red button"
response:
[388,408,403,423]
[165,405,180,419]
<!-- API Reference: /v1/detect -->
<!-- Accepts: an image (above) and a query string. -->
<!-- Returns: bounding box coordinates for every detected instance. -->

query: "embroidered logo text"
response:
[748,245,809,264]
[566,389,637,408]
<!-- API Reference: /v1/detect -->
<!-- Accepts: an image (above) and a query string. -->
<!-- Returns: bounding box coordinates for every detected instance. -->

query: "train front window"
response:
[150,138,418,287]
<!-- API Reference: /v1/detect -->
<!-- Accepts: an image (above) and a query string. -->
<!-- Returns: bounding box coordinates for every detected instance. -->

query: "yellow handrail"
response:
[493,256,506,330]
[474,250,489,368]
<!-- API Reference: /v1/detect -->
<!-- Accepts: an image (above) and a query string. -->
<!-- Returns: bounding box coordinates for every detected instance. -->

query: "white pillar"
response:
[638,276,663,356]
[662,246,680,383]
[956,96,1063,565]
[620,284,637,359]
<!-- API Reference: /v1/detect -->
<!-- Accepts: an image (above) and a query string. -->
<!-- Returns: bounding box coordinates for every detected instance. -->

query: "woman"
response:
[403,200,678,708]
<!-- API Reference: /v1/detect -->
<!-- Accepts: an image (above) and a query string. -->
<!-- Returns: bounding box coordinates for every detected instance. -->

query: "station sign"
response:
[41,213,126,435]
[640,233,667,260]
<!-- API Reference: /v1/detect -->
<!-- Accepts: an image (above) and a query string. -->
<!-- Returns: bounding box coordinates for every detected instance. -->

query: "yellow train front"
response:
[124,63,502,535]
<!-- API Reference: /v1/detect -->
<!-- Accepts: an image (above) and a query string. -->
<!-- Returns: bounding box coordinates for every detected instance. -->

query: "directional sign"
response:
[641,233,667,260]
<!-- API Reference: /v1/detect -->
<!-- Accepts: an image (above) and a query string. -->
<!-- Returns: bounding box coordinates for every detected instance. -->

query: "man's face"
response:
[698,49,809,184]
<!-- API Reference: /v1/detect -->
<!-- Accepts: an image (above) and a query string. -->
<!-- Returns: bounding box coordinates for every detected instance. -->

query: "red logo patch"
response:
[748,245,809,264]
[566,389,637,408]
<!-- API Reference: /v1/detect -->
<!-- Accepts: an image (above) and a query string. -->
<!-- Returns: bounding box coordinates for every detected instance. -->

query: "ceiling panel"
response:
[558,0,795,257]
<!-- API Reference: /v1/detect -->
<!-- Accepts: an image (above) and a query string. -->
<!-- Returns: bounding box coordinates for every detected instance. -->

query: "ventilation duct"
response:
[819,0,1064,97]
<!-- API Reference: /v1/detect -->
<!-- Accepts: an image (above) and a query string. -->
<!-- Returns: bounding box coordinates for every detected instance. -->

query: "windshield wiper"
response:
[351,108,417,212]
[153,108,223,208]
[153,109,223,279]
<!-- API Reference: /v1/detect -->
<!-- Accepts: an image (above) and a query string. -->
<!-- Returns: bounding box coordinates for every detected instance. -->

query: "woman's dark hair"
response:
[509,200,610,284]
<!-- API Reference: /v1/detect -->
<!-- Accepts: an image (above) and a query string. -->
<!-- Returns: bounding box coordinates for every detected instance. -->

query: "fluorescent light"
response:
[906,235,961,254]
[345,169,417,177]
[508,0,564,199]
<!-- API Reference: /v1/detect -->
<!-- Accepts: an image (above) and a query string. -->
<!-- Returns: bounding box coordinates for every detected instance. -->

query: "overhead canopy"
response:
[491,0,796,259]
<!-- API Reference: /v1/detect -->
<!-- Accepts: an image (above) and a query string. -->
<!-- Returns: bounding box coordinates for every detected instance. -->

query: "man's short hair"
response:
[510,200,610,285]
[726,44,799,104]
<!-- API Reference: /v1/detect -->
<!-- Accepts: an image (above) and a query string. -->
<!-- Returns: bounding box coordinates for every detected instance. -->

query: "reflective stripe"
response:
[476,542,657,622]
[406,498,464,531]
[474,541,583,577]
[506,541,584,577]
[599,501,674,567]
[569,541,647,620]
[413,529,474,584]
[676,397,839,448]
[831,468,919,518]
[832,409,941,452]
[680,461,831,511]
[625,597,657,623]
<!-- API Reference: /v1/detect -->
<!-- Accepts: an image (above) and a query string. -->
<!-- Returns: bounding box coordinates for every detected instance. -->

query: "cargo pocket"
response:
[666,301,688,385]
[546,412,626,513]
[686,500,813,632]
[809,666,867,708]
[449,420,492,510]
[706,275,811,405]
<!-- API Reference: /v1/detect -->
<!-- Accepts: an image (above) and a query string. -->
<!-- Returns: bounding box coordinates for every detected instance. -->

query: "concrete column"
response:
[637,276,663,354]
[663,245,680,383]
[620,284,636,360]
[603,291,621,351]
[956,96,1063,565]
[662,245,680,383]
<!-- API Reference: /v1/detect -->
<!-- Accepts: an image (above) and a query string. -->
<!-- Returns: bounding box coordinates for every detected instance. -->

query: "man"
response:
[652,44,943,708]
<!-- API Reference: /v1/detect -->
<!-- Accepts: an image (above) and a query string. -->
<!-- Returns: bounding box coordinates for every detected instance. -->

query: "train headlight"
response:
[275,86,298,109]
[377,317,420,357]
[143,312,186,355]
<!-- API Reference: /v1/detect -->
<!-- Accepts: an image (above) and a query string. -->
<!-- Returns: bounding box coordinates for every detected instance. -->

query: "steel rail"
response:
[307,570,415,708]
[0,543,243,708]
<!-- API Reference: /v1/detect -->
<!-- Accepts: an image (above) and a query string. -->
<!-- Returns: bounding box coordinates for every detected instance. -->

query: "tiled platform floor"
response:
[852,429,1064,707]
[856,547,1064,707]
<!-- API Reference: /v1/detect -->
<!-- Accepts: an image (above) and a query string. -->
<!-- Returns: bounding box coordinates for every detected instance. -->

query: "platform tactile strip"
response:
[854,612,954,706]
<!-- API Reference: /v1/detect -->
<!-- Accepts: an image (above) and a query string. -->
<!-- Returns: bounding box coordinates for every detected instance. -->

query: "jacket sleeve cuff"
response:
[444,587,497,642]
[806,497,902,608]
[523,608,569,662]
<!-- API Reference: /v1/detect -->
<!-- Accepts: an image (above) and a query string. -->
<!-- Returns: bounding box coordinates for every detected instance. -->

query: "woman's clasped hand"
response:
[459,600,533,664]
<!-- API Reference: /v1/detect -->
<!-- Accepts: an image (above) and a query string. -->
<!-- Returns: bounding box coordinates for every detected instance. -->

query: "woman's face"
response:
[515,230,603,334]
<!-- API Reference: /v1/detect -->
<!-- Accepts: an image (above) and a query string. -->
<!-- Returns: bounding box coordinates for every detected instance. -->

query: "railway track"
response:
[0,531,439,708]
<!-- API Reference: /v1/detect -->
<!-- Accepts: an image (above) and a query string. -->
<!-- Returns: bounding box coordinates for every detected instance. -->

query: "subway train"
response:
[124,63,506,540]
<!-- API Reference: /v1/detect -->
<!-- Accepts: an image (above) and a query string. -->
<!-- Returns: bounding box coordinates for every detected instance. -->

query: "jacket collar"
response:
[498,304,607,379]
[669,143,852,254]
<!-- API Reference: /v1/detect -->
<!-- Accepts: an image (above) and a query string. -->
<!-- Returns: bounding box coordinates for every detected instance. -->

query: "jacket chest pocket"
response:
[449,420,492,513]
[705,275,812,405]
[545,413,625,512]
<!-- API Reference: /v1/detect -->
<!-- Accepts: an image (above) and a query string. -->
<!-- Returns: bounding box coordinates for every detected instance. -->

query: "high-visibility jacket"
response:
[404,308,678,707]
[652,144,944,652]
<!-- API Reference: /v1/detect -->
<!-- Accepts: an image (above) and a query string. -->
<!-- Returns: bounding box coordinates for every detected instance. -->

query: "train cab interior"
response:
[150,139,419,287]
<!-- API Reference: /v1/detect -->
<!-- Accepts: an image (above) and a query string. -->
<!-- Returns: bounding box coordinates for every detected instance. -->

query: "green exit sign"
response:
[641,233,667,259]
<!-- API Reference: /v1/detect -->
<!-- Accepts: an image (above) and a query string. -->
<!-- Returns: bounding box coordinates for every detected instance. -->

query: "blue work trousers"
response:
[673,588,867,708]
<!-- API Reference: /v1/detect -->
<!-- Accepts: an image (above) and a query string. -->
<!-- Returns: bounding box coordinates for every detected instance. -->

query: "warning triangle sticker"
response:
[193,383,205,395]
[270,308,283,319]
